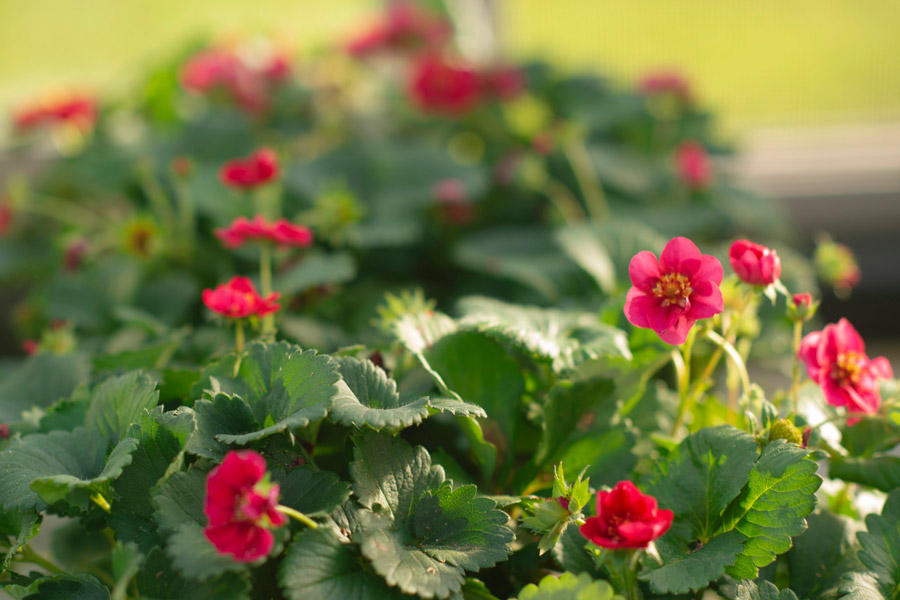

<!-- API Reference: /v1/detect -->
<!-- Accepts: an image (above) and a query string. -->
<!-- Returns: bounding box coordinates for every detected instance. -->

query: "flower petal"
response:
[628,251,661,290]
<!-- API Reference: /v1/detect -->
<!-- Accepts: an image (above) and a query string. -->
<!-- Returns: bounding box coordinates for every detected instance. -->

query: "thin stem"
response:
[139,166,176,233]
[564,140,610,220]
[671,327,697,436]
[91,492,111,513]
[235,320,245,354]
[706,330,751,398]
[275,505,318,529]
[18,545,64,574]
[173,179,195,261]
[791,321,804,415]
[259,243,275,335]
[540,177,586,224]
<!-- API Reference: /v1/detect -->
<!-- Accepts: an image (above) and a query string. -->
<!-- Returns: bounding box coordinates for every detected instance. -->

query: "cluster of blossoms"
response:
[13,93,96,133]
[180,43,291,113]
[346,1,525,116]
[202,148,313,328]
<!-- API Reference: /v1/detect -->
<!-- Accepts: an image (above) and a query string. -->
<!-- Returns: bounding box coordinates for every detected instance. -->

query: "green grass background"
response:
[2,0,900,135]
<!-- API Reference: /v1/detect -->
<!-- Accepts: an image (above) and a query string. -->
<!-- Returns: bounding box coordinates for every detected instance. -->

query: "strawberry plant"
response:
[0,2,893,599]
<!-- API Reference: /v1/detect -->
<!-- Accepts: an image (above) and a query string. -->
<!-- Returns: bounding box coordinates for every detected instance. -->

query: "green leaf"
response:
[425,331,524,447]
[113,407,196,516]
[856,489,900,596]
[830,457,900,492]
[0,509,41,574]
[553,526,599,576]
[152,468,246,580]
[134,548,250,600]
[837,571,889,600]
[192,342,341,445]
[110,543,142,600]
[0,353,89,425]
[555,224,617,294]
[350,432,513,598]
[512,572,620,600]
[186,393,258,460]
[457,296,631,372]
[279,528,406,600]
[273,251,356,296]
[639,529,745,595]
[85,372,160,445]
[0,427,137,511]
[93,329,186,373]
[330,356,484,430]
[644,425,758,541]
[786,511,861,599]
[724,580,800,600]
[721,441,822,579]
[460,578,500,600]
[273,466,351,517]
[454,227,579,302]
[7,574,109,600]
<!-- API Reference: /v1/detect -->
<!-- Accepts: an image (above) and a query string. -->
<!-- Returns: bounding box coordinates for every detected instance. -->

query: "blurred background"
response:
[1,0,898,342]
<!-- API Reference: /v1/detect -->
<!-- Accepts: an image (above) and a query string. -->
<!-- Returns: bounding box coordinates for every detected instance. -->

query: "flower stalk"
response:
[275,505,318,529]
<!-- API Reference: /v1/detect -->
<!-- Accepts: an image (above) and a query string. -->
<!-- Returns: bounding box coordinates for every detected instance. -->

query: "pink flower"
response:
[408,55,481,116]
[675,141,711,190]
[624,237,724,345]
[346,1,450,57]
[63,239,89,272]
[215,215,313,249]
[580,481,673,549]
[729,240,781,286]
[637,69,692,104]
[202,277,280,320]
[478,65,526,102]
[220,148,280,189]
[800,319,893,424]
[204,451,286,563]
[180,47,291,114]
[21,340,38,356]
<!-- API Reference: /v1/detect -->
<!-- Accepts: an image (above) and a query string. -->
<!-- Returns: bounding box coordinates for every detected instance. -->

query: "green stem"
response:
[139,166,175,233]
[18,545,64,574]
[173,179,195,261]
[275,505,318,529]
[259,243,275,335]
[234,320,245,354]
[564,140,610,220]
[671,327,697,436]
[706,330,751,398]
[791,321,804,415]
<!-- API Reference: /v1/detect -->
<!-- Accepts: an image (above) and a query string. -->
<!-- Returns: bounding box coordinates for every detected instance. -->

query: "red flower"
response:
[624,237,724,345]
[21,340,38,356]
[580,481,673,549]
[788,293,818,323]
[215,215,314,249]
[202,276,280,319]
[0,423,9,439]
[14,94,96,132]
[637,69,692,104]
[478,65,526,102]
[408,55,481,116]
[63,239,89,272]
[799,319,893,424]
[346,1,450,57]
[675,141,711,190]
[204,450,286,563]
[220,148,280,189]
[729,239,781,286]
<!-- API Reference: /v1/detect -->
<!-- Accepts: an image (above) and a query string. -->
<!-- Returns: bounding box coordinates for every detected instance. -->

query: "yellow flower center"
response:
[652,273,692,308]
[831,351,864,386]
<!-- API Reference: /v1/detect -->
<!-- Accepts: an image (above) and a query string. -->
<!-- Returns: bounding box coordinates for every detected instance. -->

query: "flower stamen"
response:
[652,273,693,308]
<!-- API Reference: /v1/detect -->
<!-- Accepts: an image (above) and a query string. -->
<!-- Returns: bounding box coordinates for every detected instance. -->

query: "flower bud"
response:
[768,418,803,446]
[729,240,781,286]
[787,293,818,323]
[814,238,860,296]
